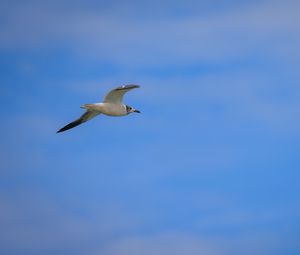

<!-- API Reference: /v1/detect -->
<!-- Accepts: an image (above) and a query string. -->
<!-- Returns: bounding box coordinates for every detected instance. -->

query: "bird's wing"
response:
[104,85,140,103]
[57,110,100,133]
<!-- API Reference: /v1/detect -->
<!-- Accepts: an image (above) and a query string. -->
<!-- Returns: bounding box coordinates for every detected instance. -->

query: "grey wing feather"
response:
[57,110,100,133]
[104,84,140,103]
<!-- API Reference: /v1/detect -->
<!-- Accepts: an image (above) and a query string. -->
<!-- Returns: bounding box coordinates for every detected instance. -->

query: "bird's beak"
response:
[134,109,141,113]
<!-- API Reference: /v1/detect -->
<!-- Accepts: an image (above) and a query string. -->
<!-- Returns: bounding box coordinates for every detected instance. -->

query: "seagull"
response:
[57,84,140,133]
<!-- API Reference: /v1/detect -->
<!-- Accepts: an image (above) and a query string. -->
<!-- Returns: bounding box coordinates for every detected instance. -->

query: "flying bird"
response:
[57,84,140,133]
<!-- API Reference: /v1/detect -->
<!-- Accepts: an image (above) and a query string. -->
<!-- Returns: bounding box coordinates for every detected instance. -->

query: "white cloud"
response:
[93,230,284,255]
[98,232,220,255]
[0,0,299,66]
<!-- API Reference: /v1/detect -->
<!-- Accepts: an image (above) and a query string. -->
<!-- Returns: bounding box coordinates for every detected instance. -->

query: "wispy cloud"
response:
[1,0,299,66]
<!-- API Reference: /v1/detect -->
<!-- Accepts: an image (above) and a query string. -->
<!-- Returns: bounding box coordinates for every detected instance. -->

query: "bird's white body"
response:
[57,84,140,133]
[81,103,127,116]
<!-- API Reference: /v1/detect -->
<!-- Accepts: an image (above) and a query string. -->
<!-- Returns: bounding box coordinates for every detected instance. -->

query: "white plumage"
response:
[57,85,140,133]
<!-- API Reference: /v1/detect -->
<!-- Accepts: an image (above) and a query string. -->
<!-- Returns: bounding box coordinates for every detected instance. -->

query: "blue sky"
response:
[1,0,300,254]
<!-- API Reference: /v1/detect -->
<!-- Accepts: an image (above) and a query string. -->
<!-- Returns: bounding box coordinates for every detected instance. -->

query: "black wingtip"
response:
[116,84,140,90]
[56,127,67,133]
[56,119,83,134]
[128,84,140,88]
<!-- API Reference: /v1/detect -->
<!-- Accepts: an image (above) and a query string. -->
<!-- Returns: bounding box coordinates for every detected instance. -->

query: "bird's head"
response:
[126,105,141,114]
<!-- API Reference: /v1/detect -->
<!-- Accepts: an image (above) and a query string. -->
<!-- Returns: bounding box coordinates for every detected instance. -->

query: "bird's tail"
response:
[80,104,94,109]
